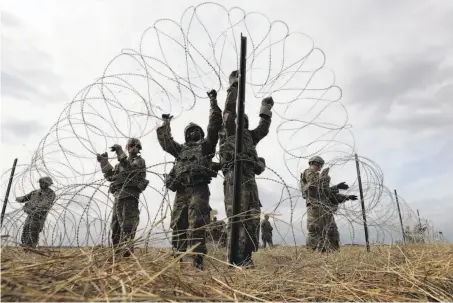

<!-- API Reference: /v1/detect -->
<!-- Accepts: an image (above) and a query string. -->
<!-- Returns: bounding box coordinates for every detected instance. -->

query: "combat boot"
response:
[122,246,134,258]
[192,254,204,270]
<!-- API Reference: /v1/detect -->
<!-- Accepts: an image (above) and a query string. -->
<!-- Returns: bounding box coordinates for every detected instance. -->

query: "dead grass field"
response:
[1,244,452,301]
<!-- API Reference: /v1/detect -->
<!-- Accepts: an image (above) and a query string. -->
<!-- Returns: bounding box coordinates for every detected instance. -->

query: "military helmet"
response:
[126,138,142,150]
[39,176,53,185]
[184,122,205,138]
[308,155,325,165]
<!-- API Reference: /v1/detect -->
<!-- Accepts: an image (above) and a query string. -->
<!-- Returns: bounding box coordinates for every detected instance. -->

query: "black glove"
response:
[96,152,108,162]
[162,114,174,121]
[348,195,358,201]
[229,70,239,86]
[110,144,122,153]
[262,96,274,108]
[336,182,349,190]
[207,89,217,100]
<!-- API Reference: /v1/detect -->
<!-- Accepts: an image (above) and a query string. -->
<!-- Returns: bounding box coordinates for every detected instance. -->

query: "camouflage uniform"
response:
[300,157,354,252]
[98,138,148,255]
[261,216,273,248]
[219,79,273,266]
[157,96,222,268]
[16,176,56,247]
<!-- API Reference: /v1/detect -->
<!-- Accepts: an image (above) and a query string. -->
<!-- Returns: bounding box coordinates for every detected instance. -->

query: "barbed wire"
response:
[0,2,443,250]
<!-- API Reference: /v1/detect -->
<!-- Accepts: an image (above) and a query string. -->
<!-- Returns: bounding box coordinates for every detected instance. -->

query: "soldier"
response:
[300,156,357,252]
[16,176,56,249]
[96,138,148,257]
[220,70,273,267]
[261,214,273,248]
[157,89,222,270]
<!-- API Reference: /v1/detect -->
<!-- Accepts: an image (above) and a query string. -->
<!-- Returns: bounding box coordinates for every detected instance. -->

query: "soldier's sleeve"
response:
[223,85,238,137]
[330,193,348,205]
[305,169,337,194]
[250,116,271,145]
[156,123,183,158]
[203,99,222,155]
[16,190,35,203]
[104,164,118,182]
[305,169,322,189]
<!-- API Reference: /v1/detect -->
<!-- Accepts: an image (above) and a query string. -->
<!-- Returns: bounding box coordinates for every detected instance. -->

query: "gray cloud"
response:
[347,47,453,131]
[1,71,41,100]
[1,120,45,143]
[1,32,69,104]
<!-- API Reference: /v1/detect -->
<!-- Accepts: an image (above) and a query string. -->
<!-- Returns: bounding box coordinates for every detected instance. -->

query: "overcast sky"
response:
[1,0,452,246]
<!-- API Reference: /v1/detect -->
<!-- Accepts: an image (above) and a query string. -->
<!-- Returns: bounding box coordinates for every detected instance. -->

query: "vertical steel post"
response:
[1,158,18,228]
[229,34,247,265]
[354,154,370,252]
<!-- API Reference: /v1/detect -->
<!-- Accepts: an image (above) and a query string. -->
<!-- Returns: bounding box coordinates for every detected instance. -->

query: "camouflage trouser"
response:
[262,232,273,248]
[21,215,46,247]
[171,185,210,254]
[111,196,140,247]
[224,171,261,265]
[306,201,340,252]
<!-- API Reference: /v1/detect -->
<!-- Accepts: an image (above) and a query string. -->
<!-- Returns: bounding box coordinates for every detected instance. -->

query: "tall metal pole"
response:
[229,34,247,265]
[394,189,406,244]
[1,158,18,228]
[354,154,370,252]
[417,209,422,227]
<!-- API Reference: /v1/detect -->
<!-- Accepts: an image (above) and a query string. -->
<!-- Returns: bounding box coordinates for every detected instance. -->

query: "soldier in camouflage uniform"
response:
[16,176,56,248]
[261,214,273,248]
[219,70,273,267]
[157,89,222,270]
[300,156,357,252]
[96,138,148,257]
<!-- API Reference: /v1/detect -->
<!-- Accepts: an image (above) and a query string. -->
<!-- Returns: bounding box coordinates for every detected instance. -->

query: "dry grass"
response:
[1,244,452,302]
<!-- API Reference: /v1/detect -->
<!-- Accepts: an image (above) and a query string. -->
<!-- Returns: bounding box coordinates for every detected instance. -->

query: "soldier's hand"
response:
[96,152,108,162]
[162,114,173,122]
[321,167,330,176]
[336,182,349,190]
[348,195,358,201]
[229,70,239,86]
[262,96,274,108]
[110,144,122,153]
[207,89,217,101]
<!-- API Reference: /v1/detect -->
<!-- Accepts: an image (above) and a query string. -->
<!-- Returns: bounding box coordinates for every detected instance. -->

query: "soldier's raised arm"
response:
[96,152,115,181]
[16,190,36,203]
[250,96,273,145]
[110,143,146,173]
[202,89,222,156]
[302,168,323,192]
[156,115,183,159]
[223,71,239,137]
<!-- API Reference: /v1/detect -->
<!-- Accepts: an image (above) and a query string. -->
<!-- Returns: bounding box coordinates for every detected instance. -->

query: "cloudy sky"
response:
[1,0,452,246]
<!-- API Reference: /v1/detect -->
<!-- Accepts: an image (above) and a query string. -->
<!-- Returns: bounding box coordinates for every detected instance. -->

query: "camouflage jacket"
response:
[103,154,147,199]
[17,188,56,217]
[219,84,271,177]
[300,167,348,206]
[261,219,273,234]
[157,100,222,187]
